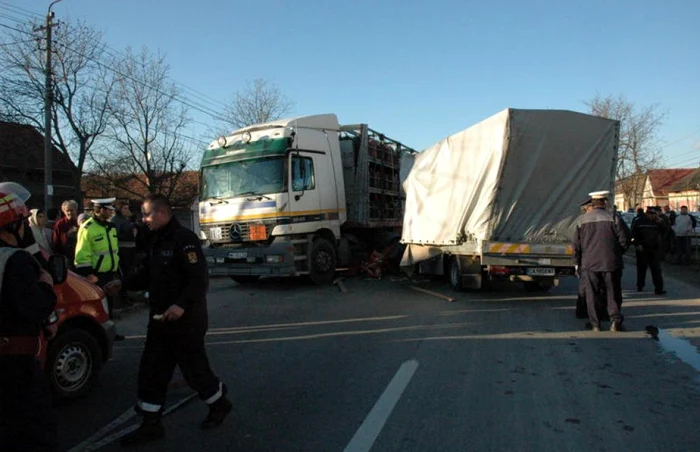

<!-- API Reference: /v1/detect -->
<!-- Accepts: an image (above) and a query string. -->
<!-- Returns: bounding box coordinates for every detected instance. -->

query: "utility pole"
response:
[36,0,63,210]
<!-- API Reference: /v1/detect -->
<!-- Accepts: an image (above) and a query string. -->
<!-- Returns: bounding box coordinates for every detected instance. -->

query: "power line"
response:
[0,2,41,19]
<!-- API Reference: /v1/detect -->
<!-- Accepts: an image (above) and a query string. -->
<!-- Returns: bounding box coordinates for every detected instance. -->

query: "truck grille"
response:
[206,222,272,243]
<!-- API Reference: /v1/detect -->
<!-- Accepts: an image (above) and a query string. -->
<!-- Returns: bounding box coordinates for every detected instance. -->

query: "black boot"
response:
[120,412,165,447]
[201,396,232,430]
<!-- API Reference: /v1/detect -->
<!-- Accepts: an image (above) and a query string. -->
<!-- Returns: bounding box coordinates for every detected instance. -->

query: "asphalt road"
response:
[56,266,700,452]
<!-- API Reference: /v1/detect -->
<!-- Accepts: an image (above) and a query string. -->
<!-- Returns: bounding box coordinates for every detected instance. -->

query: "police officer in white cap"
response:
[573,191,631,331]
[74,199,123,337]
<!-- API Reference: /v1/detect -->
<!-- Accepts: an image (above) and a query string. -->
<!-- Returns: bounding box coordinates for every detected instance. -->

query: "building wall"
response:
[668,191,700,211]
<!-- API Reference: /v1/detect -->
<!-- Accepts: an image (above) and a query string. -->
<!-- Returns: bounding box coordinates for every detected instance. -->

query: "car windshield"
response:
[201,156,286,200]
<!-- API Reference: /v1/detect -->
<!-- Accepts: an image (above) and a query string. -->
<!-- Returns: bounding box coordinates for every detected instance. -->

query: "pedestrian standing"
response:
[673,206,697,264]
[28,208,53,253]
[0,182,58,452]
[74,198,125,342]
[632,207,666,295]
[111,201,138,281]
[110,194,231,446]
[573,190,631,332]
[51,199,79,266]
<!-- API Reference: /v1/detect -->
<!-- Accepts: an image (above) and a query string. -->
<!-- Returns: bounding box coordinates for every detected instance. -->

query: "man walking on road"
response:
[632,207,666,295]
[673,206,697,264]
[111,194,231,447]
[573,191,631,332]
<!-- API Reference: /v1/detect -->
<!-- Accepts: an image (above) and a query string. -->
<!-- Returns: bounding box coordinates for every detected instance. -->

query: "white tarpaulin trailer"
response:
[400,109,619,289]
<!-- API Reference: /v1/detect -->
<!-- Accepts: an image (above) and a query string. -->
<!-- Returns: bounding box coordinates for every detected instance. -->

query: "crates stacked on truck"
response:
[339,125,415,227]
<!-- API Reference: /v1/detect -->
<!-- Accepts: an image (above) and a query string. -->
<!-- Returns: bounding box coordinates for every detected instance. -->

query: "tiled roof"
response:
[0,120,75,172]
[668,168,700,192]
[647,168,696,196]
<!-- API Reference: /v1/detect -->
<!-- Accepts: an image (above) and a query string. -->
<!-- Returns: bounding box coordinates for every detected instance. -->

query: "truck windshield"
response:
[201,156,286,200]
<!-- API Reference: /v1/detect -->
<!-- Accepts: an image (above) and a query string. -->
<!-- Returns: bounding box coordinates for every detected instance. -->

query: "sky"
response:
[1,0,699,167]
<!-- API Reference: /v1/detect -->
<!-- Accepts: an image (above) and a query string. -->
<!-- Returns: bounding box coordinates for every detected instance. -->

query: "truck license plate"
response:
[228,252,247,259]
[527,267,555,276]
[209,227,222,240]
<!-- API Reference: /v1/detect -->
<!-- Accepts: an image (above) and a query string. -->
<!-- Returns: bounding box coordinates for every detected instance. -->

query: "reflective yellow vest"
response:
[74,217,119,274]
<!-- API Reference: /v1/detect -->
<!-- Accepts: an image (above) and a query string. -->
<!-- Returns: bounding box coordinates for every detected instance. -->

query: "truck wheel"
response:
[46,329,102,400]
[309,238,336,285]
[449,256,464,292]
[230,275,261,284]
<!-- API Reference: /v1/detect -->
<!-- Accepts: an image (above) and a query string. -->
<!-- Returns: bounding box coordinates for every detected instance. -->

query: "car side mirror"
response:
[48,254,68,285]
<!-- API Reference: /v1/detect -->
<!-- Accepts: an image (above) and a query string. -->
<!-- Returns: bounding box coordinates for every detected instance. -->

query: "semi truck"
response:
[400,108,620,291]
[198,114,416,284]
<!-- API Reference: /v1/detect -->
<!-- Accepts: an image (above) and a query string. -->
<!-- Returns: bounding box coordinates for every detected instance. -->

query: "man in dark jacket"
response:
[112,194,231,446]
[0,182,58,452]
[632,208,666,295]
[573,191,631,332]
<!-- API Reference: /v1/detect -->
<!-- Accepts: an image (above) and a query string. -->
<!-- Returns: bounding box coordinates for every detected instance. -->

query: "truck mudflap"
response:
[203,242,297,277]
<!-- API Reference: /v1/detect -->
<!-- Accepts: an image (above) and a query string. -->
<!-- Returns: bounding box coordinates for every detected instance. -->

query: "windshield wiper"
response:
[207,196,229,206]
[238,191,272,200]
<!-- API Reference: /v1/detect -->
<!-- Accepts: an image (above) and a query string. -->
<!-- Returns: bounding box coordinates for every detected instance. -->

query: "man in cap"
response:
[74,199,124,341]
[573,190,631,332]
[631,207,666,295]
[574,197,609,324]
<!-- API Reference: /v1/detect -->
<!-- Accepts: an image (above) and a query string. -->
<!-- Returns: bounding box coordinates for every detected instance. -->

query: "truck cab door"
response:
[288,152,321,230]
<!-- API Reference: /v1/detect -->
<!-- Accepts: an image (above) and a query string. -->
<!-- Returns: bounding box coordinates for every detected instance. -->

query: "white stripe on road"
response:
[344,360,419,452]
[68,392,199,452]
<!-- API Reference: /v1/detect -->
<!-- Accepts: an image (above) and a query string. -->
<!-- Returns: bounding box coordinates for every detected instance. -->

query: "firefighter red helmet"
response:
[0,182,31,229]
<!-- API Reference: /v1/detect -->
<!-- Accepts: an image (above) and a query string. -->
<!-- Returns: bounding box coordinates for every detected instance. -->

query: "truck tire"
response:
[449,256,464,292]
[309,238,336,285]
[46,329,102,400]
[230,275,261,284]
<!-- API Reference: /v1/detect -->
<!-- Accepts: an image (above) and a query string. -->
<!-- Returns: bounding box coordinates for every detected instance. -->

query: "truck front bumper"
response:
[204,242,298,277]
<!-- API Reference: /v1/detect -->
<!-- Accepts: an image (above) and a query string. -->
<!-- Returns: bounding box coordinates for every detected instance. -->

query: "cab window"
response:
[291,156,315,191]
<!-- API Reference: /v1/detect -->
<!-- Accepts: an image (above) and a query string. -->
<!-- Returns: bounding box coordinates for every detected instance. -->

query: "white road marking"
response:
[68,392,199,452]
[344,360,419,452]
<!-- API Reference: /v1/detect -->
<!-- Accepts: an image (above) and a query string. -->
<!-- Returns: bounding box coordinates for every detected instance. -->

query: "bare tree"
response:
[91,47,193,201]
[222,78,294,131]
[0,20,114,201]
[586,94,665,209]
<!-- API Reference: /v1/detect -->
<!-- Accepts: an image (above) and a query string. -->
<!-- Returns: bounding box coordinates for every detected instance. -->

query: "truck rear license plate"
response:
[527,267,555,276]
[228,252,247,259]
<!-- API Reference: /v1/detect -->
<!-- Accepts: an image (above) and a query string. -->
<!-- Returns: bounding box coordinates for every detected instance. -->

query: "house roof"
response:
[647,168,696,196]
[668,168,700,192]
[0,120,75,173]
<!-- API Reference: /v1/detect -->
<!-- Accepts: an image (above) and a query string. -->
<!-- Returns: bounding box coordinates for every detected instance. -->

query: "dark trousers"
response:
[636,249,663,291]
[582,269,622,326]
[138,322,221,408]
[576,276,609,321]
[675,236,692,263]
[96,271,119,318]
[0,356,57,452]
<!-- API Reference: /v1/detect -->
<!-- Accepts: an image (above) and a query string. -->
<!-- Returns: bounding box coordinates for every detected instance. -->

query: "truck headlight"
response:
[101,297,109,314]
[266,255,284,263]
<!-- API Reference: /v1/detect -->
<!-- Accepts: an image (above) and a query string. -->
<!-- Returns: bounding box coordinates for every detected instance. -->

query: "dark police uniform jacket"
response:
[126,218,209,332]
[573,207,631,272]
[631,215,665,253]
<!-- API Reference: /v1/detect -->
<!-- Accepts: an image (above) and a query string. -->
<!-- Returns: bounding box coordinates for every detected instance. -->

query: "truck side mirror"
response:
[48,254,68,285]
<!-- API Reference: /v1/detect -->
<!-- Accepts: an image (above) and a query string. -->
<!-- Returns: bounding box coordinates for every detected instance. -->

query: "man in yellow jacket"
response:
[74,198,124,341]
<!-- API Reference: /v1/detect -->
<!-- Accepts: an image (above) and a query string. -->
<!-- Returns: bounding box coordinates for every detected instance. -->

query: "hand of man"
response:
[38,268,54,286]
[44,324,58,340]
[103,280,122,296]
[162,304,185,321]
[574,265,580,279]
[86,274,99,284]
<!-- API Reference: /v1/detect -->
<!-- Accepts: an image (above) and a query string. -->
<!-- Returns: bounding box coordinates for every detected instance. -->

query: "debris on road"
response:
[333,277,348,293]
[410,285,456,303]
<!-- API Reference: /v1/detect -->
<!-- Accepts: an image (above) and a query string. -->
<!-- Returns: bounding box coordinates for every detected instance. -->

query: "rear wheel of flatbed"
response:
[449,256,464,292]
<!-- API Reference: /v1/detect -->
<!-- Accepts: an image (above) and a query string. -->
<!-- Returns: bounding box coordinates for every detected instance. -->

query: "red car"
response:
[40,265,116,400]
